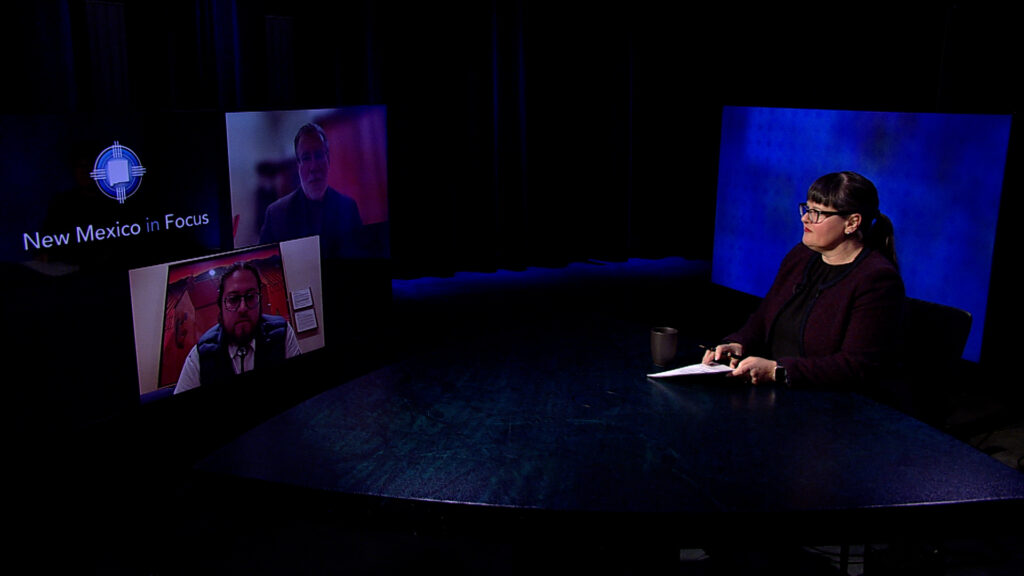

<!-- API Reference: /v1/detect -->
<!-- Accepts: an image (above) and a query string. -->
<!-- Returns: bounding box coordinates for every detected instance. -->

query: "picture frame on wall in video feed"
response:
[129,236,324,401]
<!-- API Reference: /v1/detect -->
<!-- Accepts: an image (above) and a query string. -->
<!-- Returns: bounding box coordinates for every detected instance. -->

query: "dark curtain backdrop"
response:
[4,1,1020,281]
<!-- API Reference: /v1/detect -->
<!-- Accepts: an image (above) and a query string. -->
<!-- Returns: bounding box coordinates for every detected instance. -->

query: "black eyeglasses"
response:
[224,291,260,311]
[799,203,850,224]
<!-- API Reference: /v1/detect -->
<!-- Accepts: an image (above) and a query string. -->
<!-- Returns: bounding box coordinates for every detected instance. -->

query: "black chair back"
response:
[904,297,972,361]
[902,297,972,425]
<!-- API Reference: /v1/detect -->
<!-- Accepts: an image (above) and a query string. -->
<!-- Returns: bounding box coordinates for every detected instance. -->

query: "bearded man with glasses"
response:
[174,261,301,394]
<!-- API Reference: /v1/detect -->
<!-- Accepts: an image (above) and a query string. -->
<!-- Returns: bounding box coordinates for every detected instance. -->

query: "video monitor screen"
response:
[3,108,371,429]
[224,106,389,260]
[129,237,325,400]
[1,111,229,272]
[712,106,1013,362]
[1,111,237,426]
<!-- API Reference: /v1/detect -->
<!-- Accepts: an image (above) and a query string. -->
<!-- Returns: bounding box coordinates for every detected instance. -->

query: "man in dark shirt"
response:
[258,123,365,258]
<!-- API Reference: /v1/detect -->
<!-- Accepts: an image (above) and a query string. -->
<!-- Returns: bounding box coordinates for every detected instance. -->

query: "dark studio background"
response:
[6,2,1020,277]
[2,1,1021,572]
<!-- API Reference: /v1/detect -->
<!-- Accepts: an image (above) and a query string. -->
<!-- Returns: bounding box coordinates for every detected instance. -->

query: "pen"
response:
[699,344,742,361]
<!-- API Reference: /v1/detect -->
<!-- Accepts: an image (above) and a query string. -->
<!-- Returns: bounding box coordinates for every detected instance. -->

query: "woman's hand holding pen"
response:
[701,343,744,367]
[701,344,777,385]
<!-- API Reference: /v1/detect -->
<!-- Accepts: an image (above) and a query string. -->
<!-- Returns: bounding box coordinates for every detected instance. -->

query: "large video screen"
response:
[712,106,1013,362]
[225,106,389,260]
[2,108,379,428]
[1,111,236,426]
[1,111,229,271]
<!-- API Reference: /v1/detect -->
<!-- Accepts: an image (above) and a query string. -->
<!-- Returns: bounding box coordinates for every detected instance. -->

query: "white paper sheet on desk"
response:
[647,362,733,378]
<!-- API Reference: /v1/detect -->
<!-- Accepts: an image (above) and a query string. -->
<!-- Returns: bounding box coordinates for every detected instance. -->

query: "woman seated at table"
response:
[703,171,905,398]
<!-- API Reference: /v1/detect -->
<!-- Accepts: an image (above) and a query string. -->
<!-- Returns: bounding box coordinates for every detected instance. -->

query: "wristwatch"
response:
[774,364,788,385]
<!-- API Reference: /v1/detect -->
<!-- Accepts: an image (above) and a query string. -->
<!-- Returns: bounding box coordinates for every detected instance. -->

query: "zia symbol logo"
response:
[90,141,147,203]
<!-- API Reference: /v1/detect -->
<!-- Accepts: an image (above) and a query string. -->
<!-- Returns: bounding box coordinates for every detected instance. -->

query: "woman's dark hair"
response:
[808,171,898,268]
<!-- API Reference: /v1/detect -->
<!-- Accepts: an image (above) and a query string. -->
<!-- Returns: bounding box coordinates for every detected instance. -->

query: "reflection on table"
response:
[195,318,1024,545]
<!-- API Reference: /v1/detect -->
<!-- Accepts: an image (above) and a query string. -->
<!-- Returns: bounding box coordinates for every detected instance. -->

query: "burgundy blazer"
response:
[725,243,905,391]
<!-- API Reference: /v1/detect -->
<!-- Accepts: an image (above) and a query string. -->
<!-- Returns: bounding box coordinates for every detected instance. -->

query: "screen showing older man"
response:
[225,107,389,260]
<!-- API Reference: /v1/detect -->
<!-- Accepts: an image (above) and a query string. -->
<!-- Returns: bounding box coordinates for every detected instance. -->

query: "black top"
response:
[769,254,853,360]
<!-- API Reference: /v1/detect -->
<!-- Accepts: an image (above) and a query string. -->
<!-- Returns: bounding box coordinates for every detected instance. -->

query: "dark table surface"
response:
[194,313,1024,544]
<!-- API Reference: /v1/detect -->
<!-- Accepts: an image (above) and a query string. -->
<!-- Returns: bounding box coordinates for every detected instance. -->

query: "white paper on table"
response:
[647,362,733,378]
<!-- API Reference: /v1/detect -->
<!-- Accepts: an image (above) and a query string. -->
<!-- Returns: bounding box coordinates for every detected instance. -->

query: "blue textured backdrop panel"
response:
[712,106,1012,362]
